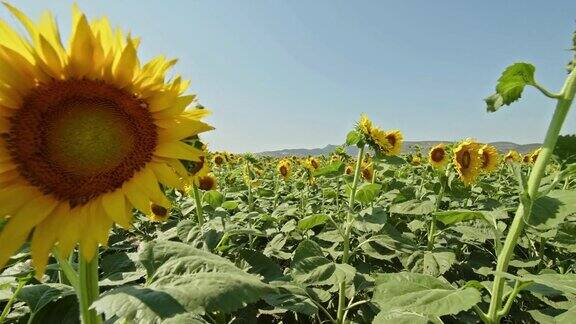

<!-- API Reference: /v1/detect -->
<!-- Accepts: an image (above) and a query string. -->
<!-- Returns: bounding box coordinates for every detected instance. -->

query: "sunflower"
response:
[428,144,449,169]
[453,140,482,186]
[148,203,170,223]
[277,159,292,180]
[370,127,393,153]
[479,144,500,173]
[344,165,354,175]
[308,157,320,170]
[358,113,373,136]
[383,130,403,156]
[198,174,217,191]
[0,4,213,276]
[361,162,374,181]
[212,153,226,166]
[411,155,421,166]
[530,148,542,164]
[504,150,521,163]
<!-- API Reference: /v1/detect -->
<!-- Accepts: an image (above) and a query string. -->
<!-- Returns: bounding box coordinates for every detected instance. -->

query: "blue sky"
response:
[2,1,576,152]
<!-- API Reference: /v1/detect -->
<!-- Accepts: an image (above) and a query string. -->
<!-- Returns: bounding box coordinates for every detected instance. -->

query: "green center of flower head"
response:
[46,98,135,176]
[8,79,158,206]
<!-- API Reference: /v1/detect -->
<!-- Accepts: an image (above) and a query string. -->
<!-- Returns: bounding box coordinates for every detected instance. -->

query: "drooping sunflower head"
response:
[504,150,522,164]
[369,127,392,153]
[213,153,226,166]
[383,130,403,156]
[428,144,449,169]
[530,148,542,164]
[479,144,500,173]
[0,4,213,276]
[308,157,320,170]
[453,140,482,186]
[198,174,217,191]
[148,203,170,223]
[361,162,374,181]
[358,113,373,136]
[277,159,292,180]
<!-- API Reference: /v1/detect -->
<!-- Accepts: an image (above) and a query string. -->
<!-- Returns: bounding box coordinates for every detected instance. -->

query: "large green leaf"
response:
[390,200,435,215]
[372,272,481,316]
[239,249,283,282]
[485,62,536,112]
[203,190,224,208]
[17,283,75,314]
[521,273,576,295]
[528,190,576,231]
[92,286,187,322]
[313,162,345,178]
[355,183,382,204]
[153,272,275,313]
[298,214,328,231]
[423,251,456,277]
[373,310,442,324]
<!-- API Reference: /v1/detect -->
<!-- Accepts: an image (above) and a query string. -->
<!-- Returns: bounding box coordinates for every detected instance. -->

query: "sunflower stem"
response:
[192,183,204,227]
[486,66,576,323]
[78,251,102,324]
[427,172,446,250]
[0,277,27,323]
[54,248,79,290]
[337,145,365,324]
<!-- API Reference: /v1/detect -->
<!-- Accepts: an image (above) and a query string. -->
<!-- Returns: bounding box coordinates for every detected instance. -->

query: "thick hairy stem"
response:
[337,145,365,324]
[78,251,102,324]
[486,68,576,323]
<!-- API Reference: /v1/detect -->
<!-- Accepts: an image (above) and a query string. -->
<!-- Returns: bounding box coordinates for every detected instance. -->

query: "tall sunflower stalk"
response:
[480,34,576,323]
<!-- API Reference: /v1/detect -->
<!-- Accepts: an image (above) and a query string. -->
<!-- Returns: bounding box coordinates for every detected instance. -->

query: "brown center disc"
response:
[7,79,158,207]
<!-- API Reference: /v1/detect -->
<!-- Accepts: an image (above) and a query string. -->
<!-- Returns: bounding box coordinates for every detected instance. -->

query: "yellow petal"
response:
[56,205,81,259]
[112,38,138,88]
[101,190,131,228]
[157,117,214,141]
[38,35,63,77]
[67,9,95,77]
[152,95,195,119]
[150,161,183,189]
[154,141,203,161]
[148,89,179,112]
[0,185,42,217]
[88,198,112,246]
[123,180,151,214]
[77,206,98,262]
[0,20,33,62]
[31,203,68,278]
[135,168,170,207]
[0,194,58,270]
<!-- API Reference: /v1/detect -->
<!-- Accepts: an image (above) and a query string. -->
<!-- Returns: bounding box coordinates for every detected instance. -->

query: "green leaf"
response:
[313,162,345,178]
[372,272,481,316]
[17,283,75,314]
[264,283,319,316]
[521,273,576,295]
[298,214,329,231]
[528,190,576,231]
[153,272,274,314]
[239,249,283,282]
[202,190,224,208]
[221,200,239,210]
[346,131,361,145]
[355,183,382,204]
[486,62,536,112]
[390,199,435,215]
[373,310,442,324]
[423,251,456,277]
[433,210,483,225]
[291,240,335,285]
[92,286,187,321]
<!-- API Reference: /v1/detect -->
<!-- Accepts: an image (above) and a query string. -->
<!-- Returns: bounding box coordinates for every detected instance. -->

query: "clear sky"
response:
[2,1,576,153]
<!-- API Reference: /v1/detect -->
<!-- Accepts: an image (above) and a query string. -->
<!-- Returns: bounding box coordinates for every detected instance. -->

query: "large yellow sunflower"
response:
[0,4,213,276]
[369,127,392,153]
[147,203,171,223]
[453,140,482,186]
[504,150,521,164]
[277,159,292,180]
[428,143,449,169]
[358,113,373,136]
[383,130,403,156]
[361,162,374,181]
[530,147,542,164]
[479,144,500,173]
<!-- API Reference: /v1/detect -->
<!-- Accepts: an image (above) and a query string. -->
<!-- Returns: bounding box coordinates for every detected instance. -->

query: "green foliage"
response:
[485,62,536,112]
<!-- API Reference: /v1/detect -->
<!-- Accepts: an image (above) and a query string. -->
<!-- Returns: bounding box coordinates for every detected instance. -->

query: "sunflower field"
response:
[1,4,576,324]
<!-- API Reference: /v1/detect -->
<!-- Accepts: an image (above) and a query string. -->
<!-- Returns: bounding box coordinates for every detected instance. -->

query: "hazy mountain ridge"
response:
[256,141,542,157]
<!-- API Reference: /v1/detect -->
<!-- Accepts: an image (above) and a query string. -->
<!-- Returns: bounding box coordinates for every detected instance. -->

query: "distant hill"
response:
[256,141,541,157]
